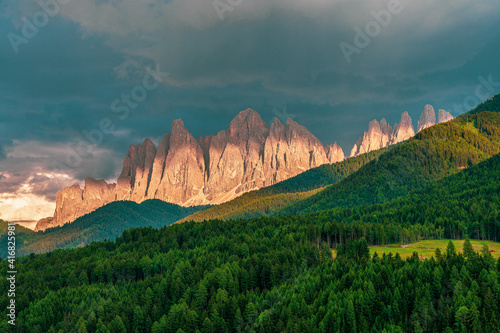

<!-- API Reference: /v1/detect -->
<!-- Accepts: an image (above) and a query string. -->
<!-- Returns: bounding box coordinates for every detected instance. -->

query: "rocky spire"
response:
[349,110,418,158]
[350,119,391,157]
[390,111,415,145]
[417,104,436,132]
[263,117,329,185]
[438,109,454,123]
[115,139,157,202]
[325,142,345,163]
[152,119,206,204]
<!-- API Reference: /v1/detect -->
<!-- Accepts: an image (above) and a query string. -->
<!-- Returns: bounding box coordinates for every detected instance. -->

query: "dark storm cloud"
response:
[0,138,13,159]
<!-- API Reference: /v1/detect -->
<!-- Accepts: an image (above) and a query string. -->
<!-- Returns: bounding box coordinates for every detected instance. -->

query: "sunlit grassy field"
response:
[369,239,500,259]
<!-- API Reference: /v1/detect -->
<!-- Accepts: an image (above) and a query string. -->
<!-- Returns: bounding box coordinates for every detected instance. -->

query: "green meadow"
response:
[369,239,500,259]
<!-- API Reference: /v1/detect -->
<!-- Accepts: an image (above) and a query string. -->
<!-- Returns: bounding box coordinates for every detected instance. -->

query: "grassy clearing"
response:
[369,239,500,259]
[331,239,500,260]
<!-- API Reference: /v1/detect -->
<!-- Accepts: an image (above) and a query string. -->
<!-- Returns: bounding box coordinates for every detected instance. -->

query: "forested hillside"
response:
[180,149,385,222]
[2,146,500,331]
[279,110,500,216]
[305,150,500,244]
[1,211,498,332]
[179,188,323,223]
[0,221,36,254]
[467,93,500,115]
[0,200,205,257]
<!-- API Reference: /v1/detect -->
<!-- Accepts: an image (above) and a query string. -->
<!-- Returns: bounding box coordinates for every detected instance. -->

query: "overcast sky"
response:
[1,0,500,221]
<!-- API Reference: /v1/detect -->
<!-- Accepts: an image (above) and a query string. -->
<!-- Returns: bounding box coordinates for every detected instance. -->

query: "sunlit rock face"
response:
[348,104,454,158]
[390,111,415,145]
[52,179,116,230]
[263,117,330,185]
[349,111,415,158]
[350,119,391,157]
[34,217,53,231]
[417,104,437,133]
[325,142,345,164]
[41,109,345,230]
[438,109,454,123]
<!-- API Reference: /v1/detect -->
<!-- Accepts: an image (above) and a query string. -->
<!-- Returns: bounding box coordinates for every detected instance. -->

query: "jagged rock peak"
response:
[285,118,322,145]
[379,118,392,135]
[400,111,413,125]
[228,108,270,149]
[270,117,285,130]
[349,110,418,158]
[168,119,203,154]
[84,177,110,189]
[350,118,391,157]
[230,108,268,129]
[368,119,381,132]
[390,111,415,145]
[325,142,345,163]
[438,109,454,123]
[143,138,157,153]
[263,115,329,184]
[116,138,157,198]
[417,104,436,132]
[171,118,188,133]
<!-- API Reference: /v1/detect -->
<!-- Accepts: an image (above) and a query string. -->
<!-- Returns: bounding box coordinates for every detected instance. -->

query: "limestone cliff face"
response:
[149,119,206,205]
[350,119,392,157]
[263,118,330,185]
[34,217,53,232]
[43,109,345,230]
[390,111,415,145]
[325,143,345,164]
[144,133,171,202]
[349,108,431,158]
[51,179,116,230]
[115,138,156,202]
[52,184,84,229]
[204,109,270,202]
[417,104,437,132]
[438,109,454,123]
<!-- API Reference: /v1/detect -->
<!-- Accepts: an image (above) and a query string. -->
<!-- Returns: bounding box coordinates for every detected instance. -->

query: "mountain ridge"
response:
[44,109,346,230]
[349,105,453,158]
[41,104,456,231]
[277,108,500,216]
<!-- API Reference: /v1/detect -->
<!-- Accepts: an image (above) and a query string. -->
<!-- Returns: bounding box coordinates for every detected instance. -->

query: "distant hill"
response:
[0,200,206,257]
[0,220,36,258]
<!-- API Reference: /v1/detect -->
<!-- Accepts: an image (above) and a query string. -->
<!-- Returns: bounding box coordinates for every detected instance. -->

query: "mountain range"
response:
[349,105,453,157]
[5,95,500,333]
[4,95,500,256]
[38,105,453,230]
